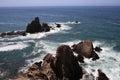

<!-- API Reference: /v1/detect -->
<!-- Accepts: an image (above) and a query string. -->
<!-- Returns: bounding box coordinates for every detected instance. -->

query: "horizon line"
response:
[0,5,120,8]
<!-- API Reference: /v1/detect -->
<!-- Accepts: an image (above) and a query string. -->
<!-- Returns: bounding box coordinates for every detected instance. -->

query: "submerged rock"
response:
[0,30,26,37]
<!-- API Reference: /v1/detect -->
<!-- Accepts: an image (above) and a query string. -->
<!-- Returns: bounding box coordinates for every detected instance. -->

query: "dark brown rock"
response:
[41,53,57,80]
[0,32,7,37]
[92,52,100,61]
[72,40,94,58]
[97,69,109,80]
[76,54,84,63]
[55,23,61,28]
[0,30,26,37]
[16,31,26,36]
[54,45,83,80]
[95,47,102,52]
[41,23,50,32]
[72,40,99,60]
[7,31,15,35]
[26,17,41,33]
[34,61,42,67]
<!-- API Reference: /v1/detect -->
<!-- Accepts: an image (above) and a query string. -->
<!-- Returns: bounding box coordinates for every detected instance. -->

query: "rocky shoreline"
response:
[0,17,109,80]
[12,40,109,80]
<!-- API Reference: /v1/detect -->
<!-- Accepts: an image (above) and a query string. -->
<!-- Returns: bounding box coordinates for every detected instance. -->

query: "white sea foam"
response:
[19,40,59,72]
[0,42,29,52]
[61,40,81,46]
[0,23,71,41]
[66,21,81,24]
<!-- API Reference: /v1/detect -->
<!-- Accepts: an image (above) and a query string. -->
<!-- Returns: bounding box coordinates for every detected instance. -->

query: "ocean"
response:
[0,6,120,79]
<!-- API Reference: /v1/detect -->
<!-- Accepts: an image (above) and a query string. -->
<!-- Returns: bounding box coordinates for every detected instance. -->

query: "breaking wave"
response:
[0,42,29,52]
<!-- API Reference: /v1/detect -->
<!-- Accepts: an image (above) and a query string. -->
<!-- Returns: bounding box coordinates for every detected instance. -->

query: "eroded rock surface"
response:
[72,40,99,60]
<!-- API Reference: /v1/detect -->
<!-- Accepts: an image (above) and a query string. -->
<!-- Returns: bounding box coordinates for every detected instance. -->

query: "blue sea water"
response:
[0,6,120,79]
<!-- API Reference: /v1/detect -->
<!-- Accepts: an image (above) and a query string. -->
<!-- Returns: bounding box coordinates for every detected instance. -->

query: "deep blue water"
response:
[0,6,120,79]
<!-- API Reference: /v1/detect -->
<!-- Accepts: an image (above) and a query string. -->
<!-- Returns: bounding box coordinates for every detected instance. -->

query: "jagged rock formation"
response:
[13,40,109,80]
[26,17,42,33]
[54,45,83,80]
[72,40,99,61]
[26,17,50,33]
[0,17,52,37]
[13,45,83,80]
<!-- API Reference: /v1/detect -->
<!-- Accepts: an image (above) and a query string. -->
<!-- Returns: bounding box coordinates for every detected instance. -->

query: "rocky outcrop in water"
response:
[96,69,109,80]
[13,45,83,80]
[26,17,42,33]
[26,17,50,33]
[95,46,102,52]
[0,17,52,37]
[54,45,83,79]
[55,23,61,28]
[41,23,50,32]
[72,40,99,61]
[13,40,109,80]
[0,30,26,37]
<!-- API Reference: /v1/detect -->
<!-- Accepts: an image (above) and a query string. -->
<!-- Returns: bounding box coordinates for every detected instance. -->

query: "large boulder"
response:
[76,54,84,63]
[72,40,99,60]
[54,45,83,80]
[26,17,41,33]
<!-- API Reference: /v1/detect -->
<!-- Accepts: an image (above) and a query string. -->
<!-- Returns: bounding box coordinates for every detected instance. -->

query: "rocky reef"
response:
[0,30,26,37]
[0,17,57,37]
[13,40,109,80]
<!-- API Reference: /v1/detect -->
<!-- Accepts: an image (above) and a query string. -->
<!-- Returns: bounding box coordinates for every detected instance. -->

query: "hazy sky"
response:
[0,0,120,7]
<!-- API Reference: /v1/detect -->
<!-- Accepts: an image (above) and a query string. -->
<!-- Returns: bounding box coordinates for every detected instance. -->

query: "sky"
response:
[0,0,120,7]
